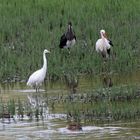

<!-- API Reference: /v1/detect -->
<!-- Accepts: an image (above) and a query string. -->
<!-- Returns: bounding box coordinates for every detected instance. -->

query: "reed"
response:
[17,98,24,119]
[0,84,140,123]
[0,0,139,82]
[48,84,140,123]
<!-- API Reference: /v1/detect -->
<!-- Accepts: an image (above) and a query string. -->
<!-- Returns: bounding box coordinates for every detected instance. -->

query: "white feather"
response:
[27,68,45,87]
[65,39,76,48]
[95,29,111,57]
[27,49,50,91]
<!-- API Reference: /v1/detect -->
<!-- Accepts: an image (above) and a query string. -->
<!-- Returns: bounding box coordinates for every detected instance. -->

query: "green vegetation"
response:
[49,84,140,123]
[0,85,140,123]
[0,84,140,123]
[0,97,45,121]
[0,0,139,81]
[0,0,139,126]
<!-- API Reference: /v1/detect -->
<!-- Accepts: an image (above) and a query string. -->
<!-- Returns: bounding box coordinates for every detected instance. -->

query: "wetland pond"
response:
[0,71,140,140]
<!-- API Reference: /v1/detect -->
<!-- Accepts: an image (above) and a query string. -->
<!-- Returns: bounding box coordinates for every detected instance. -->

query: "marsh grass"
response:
[0,97,47,122]
[47,84,140,123]
[0,0,139,81]
[0,0,139,125]
[0,84,140,123]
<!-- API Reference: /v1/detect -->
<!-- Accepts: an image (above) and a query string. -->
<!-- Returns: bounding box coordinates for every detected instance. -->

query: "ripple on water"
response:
[0,121,139,140]
[14,89,45,93]
[58,126,122,134]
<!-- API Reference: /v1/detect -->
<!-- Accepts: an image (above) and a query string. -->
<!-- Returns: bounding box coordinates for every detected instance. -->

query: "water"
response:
[0,71,140,140]
[0,116,140,140]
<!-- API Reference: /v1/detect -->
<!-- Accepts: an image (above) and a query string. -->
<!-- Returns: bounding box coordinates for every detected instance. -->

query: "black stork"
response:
[59,22,76,52]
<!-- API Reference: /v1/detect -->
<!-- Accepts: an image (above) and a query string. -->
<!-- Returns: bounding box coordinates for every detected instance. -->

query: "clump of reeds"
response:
[63,72,79,94]
[58,84,140,123]
[0,0,139,82]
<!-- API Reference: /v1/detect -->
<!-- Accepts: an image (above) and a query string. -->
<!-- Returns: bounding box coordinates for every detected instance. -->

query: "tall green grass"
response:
[0,0,139,81]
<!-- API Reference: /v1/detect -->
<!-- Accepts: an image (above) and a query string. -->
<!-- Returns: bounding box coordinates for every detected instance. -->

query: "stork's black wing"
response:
[108,39,113,46]
[74,35,76,40]
[59,34,67,48]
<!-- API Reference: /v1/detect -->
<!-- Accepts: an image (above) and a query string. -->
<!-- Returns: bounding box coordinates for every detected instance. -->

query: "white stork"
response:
[95,29,113,58]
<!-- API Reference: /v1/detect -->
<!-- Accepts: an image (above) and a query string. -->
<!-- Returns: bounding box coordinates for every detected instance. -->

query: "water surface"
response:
[0,71,140,140]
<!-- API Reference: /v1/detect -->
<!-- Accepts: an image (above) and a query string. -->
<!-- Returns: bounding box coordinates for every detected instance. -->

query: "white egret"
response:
[95,29,113,58]
[27,49,50,92]
[59,22,76,51]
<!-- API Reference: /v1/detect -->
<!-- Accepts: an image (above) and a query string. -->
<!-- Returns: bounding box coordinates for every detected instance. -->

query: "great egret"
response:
[27,49,50,92]
[95,29,113,58]
[59,22,76,51]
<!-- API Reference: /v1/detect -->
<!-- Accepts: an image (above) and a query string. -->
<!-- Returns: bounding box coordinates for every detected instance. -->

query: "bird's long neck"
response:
[43,52,47,72]
[66,26,74,40]
[101,33,110,47]
[101,33,105,39]
[101,33,108,45]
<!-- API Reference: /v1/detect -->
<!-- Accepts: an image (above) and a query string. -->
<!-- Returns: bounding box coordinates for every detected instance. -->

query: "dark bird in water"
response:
[67,122,82,131]
[95,29,113,58]
[59,22,76,51]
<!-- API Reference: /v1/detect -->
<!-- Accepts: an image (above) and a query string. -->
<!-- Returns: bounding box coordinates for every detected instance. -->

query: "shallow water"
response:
[0,115,140,140]
[0,71,140,140]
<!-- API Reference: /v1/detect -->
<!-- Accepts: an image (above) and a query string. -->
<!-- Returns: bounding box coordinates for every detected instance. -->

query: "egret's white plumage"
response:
[96,29,113,58]
[27,49,50,92]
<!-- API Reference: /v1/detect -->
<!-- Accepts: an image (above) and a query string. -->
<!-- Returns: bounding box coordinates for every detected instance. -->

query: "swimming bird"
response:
[59,22,76,51]
[95,29,113,58]
[27,49,50,92]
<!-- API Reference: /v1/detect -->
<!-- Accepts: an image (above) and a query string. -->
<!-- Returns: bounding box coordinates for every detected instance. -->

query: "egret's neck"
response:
[43,52,47,71]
